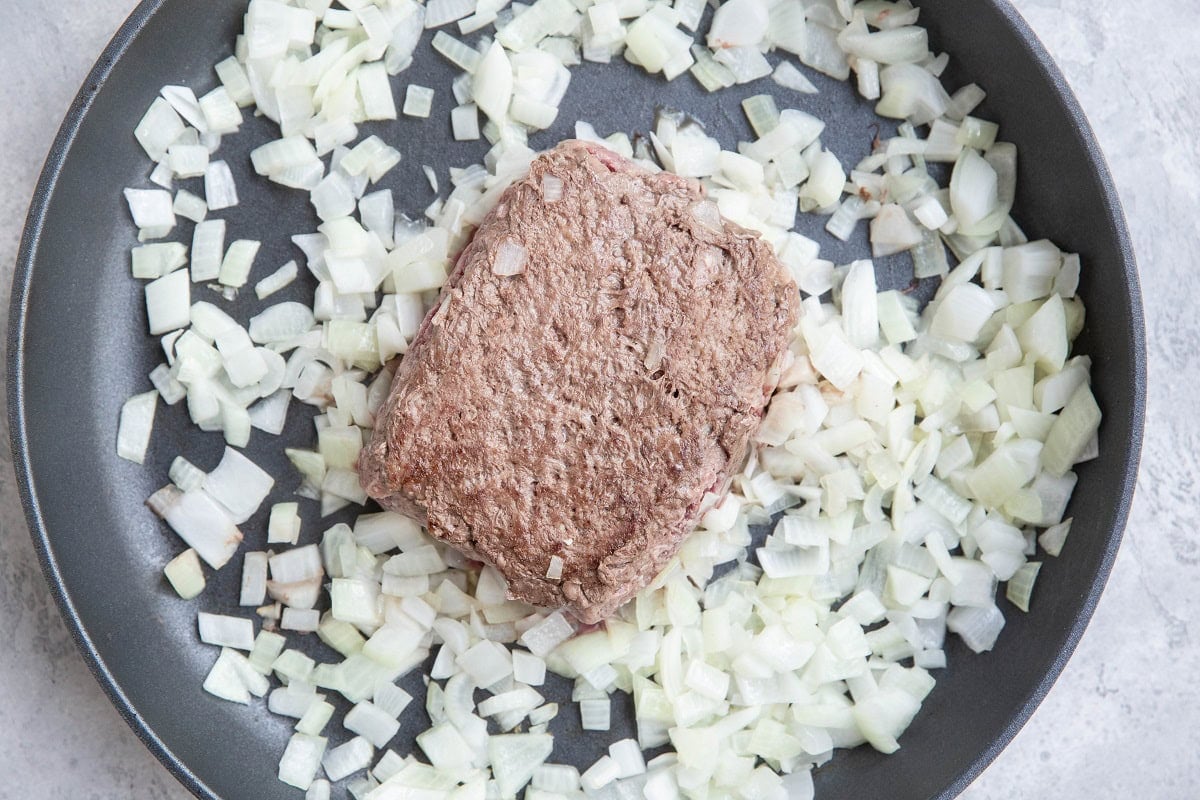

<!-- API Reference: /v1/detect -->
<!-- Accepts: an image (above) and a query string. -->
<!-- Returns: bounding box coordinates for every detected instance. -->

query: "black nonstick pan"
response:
[9,1,1145,798]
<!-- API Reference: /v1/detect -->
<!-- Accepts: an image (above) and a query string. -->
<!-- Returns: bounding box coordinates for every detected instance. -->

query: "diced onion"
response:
[204,160,239,210]
[198,612,256,651]
[773,61,818,94]
[164,548,206,599]
[492,240,529,276]
[403,85,435,118]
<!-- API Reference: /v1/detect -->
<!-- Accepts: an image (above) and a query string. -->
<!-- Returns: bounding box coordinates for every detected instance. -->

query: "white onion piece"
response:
[254,261,299,300]
[132,243,188,280]
[519,612,575,656]
[707,0,768,48]
[249,389,291,435]
[278,734,327,791]
[946,604,1005,653]
[267,502,302,545]
[474,41,513,123]
[198,612,255,651]
[359,62,397,120]
[489,734,554,797]
[322,737,374,783]
[134,97,185,161]
[116,391,158,464]
[840,260,879,349]
[452,103,482,140]
[172,189,208,223]
[344,701,401,748]
[240,552,269,606]
[199,86,244,134]
[304,780,330,800]
[773,61,818,94]
[282,608,321,633]
[425,0,478,28]
[250,303,317,344]
[190,219,226,283]
[581,755,620,792]
[432,30,482,72]
[949,149,999,230]
[402,85,435,118]
[124,188,176,234]
[164,548,206,599]
[143,269,191,336]
[270,545,324,584]
[204,160,239,210]
[838,26,929,65]
[204,648,251,704]
[492,240,528,275]
[204,447,275,524]
[168,144,210,178]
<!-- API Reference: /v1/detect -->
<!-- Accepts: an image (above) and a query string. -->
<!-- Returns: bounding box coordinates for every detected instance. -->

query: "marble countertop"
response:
[0,0,1192,797]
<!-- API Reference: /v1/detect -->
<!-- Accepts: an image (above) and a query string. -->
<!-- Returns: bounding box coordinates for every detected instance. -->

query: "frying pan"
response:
[9,0,1145,798]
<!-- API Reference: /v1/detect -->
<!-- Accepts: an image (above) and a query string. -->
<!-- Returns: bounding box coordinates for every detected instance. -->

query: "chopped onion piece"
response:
[201,449,273,526]
[1005,561,1042,612]
[124,188,176,235]
[322,737,374,783]
[580,697,611,730]
[581,755,620,792]
[164,548,206,600]
[452,103,482,140]
[268,502,302,545]
[708,0,768,48]
[198,612,255,651]
[204,161,239,210]
[773,61,819,94]
[282,608,321,633]
[519,611,576,656]
[359,62,397,120]
[190,219,226,283]
[173,189,208,223]
[489,734,554,797]
[345,701,401,748]
[199,87,244,134]
[1042,385,1102,476]
[250,302,317,344]
[425,0,478,28]
[433,31,482,72]
[116,390,158,464]
[148,486,242,569]
[403,85,435,118]
[278,734,328,791]
[240,551,269,606]
[493,240,529,276]
[946,604,1005,653]
[134,97,185,161]
[132,243,188,280]
[474,42,514,123]
[255,260,299,300]
[1038,518,1072,557]
[204,648,252,705]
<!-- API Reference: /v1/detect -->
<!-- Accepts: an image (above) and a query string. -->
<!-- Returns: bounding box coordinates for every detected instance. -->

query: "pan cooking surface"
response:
[9,1,1144,798]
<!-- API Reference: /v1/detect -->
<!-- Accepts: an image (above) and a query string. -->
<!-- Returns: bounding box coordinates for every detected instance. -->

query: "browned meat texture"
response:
[359,139,798,623]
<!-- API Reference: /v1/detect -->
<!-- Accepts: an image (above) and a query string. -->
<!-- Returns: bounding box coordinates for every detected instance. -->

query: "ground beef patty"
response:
[359,139,798,623]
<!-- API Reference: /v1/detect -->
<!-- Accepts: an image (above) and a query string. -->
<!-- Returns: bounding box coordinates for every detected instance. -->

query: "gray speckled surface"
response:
[0,0,1191,798]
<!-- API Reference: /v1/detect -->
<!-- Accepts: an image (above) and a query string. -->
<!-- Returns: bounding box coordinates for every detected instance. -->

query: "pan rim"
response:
[6,2,1146,799]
